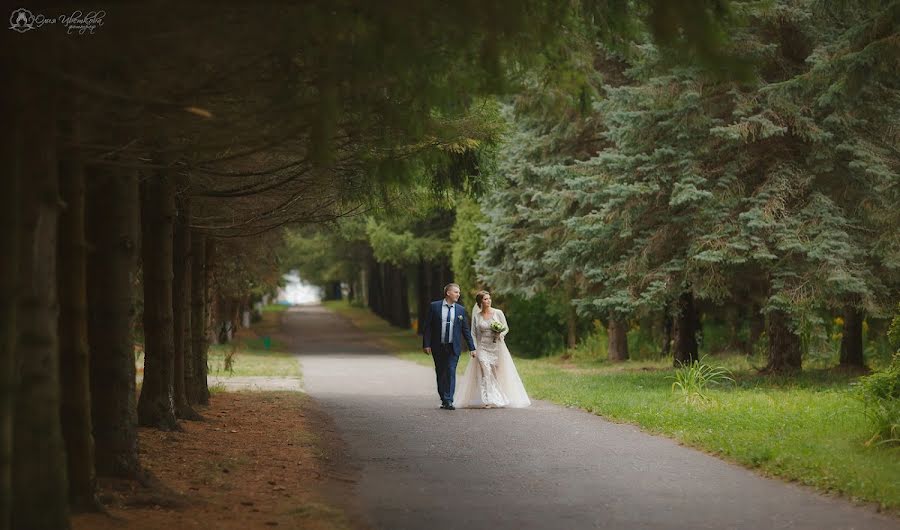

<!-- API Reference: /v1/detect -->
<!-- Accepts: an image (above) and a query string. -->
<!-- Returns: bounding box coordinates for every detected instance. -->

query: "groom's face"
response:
[445,286,460,303]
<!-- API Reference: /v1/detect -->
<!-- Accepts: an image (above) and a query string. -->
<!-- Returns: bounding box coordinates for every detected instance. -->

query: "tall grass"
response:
[670,356,735,404]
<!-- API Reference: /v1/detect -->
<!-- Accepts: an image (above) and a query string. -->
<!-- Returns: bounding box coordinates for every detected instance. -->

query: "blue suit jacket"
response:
[422,300,476,356]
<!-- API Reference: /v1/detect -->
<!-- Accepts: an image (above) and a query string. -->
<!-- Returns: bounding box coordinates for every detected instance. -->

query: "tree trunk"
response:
[661,313,673,358]
[191,234,211,405]
[748,303,764,356]
[607,319,629,361]
[673,291,699,365]
[416,260,430,335]
[567,306,578,350]
[173,174,200,419]
[764,310,802,373]
[379,263,390,321]
[0,65,22,530]
[367,255,383,317]
[384,264,397,325]
[359,268,368,307]
[12,72,71,529]
[85,165,141,479]
[725,305,741,353]
[839,308,865,368]
[205,241,219,346]
[137,170,179,430]
[57,101,99,511]
[565,281,577,349]
[385,264,410,328]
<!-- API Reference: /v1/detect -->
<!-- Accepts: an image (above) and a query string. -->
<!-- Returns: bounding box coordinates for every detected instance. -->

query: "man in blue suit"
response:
[422,283,476,410]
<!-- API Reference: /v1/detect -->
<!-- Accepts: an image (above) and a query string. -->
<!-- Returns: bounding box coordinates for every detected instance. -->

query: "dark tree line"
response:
[2,3,770,527]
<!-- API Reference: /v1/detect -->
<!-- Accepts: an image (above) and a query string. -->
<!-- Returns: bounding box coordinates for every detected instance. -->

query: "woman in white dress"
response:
[454,291,531,408]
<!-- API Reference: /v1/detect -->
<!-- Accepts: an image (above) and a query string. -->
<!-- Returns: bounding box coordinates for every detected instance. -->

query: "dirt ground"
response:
[72,391,362,530]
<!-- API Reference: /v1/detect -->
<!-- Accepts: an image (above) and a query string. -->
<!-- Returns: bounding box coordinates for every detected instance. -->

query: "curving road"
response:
[290,305,899,530]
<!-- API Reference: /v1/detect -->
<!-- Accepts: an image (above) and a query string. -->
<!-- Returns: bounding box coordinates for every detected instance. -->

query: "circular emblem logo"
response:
[9,8,35,32]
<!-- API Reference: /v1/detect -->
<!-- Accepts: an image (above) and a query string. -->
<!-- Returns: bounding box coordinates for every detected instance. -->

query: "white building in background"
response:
[276,271,322,305]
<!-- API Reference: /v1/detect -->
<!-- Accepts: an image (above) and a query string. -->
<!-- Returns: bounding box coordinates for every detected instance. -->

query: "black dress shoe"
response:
[446,404,456,410]
[440,403,449,409]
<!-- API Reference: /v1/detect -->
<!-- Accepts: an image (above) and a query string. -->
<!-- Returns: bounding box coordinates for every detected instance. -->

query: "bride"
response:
[454,290,531,409]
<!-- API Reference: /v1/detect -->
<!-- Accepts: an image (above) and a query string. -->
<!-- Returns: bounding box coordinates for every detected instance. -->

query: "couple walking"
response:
[422,283,530,411]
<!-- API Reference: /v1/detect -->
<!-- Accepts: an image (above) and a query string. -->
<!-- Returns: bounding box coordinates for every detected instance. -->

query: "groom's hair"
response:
[443,283,459,296]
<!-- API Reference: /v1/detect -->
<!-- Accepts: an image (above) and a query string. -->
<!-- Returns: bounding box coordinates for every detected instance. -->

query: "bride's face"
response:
[480,295,492,309]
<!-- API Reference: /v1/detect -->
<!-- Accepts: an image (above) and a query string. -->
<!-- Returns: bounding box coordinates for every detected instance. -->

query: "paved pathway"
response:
[290,305,899,530]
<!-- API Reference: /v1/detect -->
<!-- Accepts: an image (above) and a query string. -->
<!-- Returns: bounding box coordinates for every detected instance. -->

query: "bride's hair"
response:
[475,290,491,308]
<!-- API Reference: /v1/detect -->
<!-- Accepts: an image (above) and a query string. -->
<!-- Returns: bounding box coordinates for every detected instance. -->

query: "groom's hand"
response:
[470,350,477,358]
[424,347,432,355]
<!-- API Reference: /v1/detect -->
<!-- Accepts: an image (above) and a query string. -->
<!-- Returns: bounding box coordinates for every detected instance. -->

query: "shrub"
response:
[670,355,735,405]
[856,304,900,447]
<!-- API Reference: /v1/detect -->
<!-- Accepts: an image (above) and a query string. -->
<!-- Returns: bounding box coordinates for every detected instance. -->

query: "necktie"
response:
[444,304,452,343]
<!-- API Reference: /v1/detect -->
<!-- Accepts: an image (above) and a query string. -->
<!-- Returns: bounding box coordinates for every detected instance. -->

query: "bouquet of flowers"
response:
[489,320,507,342]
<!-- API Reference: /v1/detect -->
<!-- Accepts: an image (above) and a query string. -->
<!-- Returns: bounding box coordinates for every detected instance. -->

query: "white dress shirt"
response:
[440,301,455,343]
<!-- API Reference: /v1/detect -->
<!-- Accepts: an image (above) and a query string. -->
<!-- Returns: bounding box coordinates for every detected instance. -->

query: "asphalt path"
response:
[291,304,899,530]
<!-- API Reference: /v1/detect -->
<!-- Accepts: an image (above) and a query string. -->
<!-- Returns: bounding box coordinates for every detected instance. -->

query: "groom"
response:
[422,283,476,410]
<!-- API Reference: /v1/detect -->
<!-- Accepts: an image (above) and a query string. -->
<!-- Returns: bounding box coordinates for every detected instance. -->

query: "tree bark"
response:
[607,319,629,361]
[748,303,764,356]
[839,308,865,368]
[85,164,141,479]
[12,72,71,529]
[673,291,699,365]
[173,173,200,418]
[367,255,383,317]
[0,64,23,530]
[416,260,430,335]
[57,100,100,511]
[764,310,802,373]
[378,262,390,321]
[661,313,673,358]
[385,264,410,328]
[191,235,211,405]
[137,170,179,430]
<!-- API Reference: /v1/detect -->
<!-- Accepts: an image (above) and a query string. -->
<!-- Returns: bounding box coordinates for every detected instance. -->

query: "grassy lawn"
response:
[207,308,301,378]
[323,300,900,512]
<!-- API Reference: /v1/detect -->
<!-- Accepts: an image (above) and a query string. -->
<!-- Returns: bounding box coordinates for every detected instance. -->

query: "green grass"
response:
[323,300,900,512]
[207,311,300,378]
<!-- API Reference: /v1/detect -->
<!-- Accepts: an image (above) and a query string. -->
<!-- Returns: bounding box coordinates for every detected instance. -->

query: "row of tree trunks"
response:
[12,69,71,529]
[364,254,418,329]
[413,259,454,334]
[136,170,179,430]
[386,264,411,328]
[57,97,99,511]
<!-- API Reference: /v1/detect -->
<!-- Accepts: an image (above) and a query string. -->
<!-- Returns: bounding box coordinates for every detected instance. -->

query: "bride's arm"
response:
[498,309,509,340]
[470,311,478,351]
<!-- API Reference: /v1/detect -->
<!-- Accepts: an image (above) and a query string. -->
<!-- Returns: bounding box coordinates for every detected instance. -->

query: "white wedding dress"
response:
[454,308,531,408]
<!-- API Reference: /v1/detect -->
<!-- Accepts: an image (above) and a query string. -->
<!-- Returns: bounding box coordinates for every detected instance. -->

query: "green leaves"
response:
[670,355,736,404]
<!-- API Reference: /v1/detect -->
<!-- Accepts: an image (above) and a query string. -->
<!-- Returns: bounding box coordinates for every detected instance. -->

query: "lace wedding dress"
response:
[454,308,531,408]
